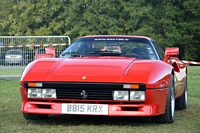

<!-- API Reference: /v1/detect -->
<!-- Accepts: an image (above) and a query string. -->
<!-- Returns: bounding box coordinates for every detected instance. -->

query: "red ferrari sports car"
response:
[20,35,187,123]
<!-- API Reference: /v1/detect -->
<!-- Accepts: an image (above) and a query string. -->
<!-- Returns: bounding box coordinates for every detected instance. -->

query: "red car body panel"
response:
[20,57,178,116]
[20,35,187,120]
[21,57,172,86]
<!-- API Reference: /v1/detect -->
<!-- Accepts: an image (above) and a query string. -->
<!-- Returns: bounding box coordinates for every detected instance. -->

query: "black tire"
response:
[152,74,175,123]
[175,78,188,110]
[23,113,49,120]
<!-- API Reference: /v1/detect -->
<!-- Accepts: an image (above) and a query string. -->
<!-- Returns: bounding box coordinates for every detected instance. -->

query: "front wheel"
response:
[23,113,49,120]
[152,74,175,123]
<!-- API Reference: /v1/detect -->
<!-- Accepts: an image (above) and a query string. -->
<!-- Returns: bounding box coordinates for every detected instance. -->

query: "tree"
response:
[0,0,200,61]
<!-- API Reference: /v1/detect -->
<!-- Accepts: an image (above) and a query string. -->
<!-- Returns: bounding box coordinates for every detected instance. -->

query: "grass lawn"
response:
[0,67,24,77]
[0,66,200,133]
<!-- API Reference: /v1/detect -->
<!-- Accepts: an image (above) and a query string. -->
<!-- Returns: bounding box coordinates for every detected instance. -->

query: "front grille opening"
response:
[38,105,51,109]
[50,100,144,105]
[51,100,73,103]
[122,102,144,104]
[51,100,97,104]
[122,107,138,111]
[98,102,121,104]
[28,99,48,102]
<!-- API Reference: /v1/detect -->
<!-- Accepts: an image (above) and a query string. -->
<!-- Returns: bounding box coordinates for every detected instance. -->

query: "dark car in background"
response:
[23,50,35,65]
[0,52,5,65]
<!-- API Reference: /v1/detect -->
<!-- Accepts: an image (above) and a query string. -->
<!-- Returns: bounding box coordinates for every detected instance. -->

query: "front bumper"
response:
[22,102,163,116]
[21,88,168,116]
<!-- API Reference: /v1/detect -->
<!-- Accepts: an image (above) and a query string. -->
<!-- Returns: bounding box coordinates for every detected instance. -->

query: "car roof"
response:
[7,49,22,53]
[7,49,22,51]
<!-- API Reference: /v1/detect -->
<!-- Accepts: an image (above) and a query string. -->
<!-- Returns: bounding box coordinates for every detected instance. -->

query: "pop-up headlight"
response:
[42,89,56,98]
[130,91,145,101]
[113,91,129,100]
[27,88,56,98]
[28,88,42,98]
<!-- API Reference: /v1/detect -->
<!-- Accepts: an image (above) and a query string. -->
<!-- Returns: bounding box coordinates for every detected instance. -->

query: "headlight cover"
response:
[113,90,129,100]
[42,89,56,98]
[28,88,57,98]
[130,91,145,101]
[28,88,42,98]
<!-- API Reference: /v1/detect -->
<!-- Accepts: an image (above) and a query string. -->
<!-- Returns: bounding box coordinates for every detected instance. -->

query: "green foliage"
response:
[0,0,200,61]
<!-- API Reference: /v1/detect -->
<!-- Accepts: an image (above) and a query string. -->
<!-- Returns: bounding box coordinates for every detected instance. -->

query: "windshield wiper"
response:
[61,52,84,57]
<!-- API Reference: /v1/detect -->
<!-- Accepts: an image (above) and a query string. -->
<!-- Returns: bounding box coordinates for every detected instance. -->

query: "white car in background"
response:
[5,49,24,65]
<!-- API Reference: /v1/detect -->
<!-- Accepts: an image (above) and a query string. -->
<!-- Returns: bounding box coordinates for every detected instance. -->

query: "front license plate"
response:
[61,103,108,115]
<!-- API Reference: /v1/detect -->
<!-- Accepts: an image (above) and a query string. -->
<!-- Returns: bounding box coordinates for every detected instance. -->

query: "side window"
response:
[152,41,164,60]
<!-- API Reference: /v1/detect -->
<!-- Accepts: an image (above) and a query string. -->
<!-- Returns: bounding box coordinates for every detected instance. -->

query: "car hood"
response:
[22,57,162,83]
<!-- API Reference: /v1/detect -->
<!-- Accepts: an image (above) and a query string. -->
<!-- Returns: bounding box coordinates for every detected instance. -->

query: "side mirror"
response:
[164,47,179,62]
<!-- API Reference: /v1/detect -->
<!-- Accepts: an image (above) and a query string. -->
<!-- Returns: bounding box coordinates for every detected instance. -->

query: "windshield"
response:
[60,37,157,59]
